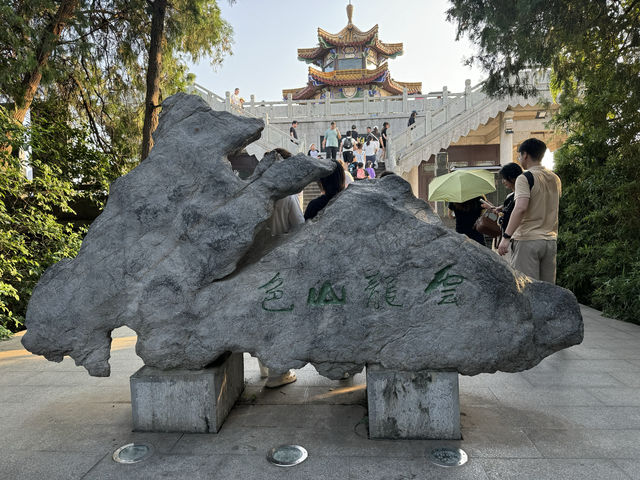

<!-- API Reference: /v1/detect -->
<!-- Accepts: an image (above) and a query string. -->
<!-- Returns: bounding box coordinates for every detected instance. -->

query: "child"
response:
[308,143,319,158]
[356,162,366,180]
[365,161,376,179]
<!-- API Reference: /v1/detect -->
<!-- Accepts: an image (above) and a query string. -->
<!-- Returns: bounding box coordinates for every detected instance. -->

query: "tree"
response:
[0,1,234,336]
[1,1,233,159]
[141,0,233,160]
[446,0,640,323]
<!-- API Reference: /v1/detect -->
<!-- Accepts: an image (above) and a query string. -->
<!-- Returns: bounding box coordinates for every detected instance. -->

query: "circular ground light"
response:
[429,447,468,467]
[112,443,154,464]
[266,445,308,467]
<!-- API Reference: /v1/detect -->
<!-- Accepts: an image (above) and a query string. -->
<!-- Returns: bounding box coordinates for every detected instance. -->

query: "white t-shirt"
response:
[309,149,319,158]
[363,140,379,156]
[270,195,304,235]
[344,170,354,187]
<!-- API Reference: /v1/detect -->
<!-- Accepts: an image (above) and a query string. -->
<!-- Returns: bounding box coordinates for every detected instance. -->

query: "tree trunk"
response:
[141,0,168,161]
[3,0,79,156]
[13,0,79,125]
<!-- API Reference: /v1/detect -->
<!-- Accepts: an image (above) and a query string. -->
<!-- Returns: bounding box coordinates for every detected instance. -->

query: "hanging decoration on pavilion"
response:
[282,3,422,100]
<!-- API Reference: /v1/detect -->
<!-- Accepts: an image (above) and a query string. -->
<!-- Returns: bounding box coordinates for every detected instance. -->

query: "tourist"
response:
[363,134,379,168]
[380,122,390,160]
[366,126,374,140]
[340,130,355,165]
[348,155,358,178]
[365,161,376,179]
[322,121,341,160]
[353,142,365,166]
[230,88,243,110]
[372,126,383,164]
[350,124,358,140]
[372,126,381,141]
[260,148,303,387]
[497,138,561,283]
[482,162,524,237]
[308,143,320,158]
[304,160,345,220]
[356,162,366,180]
[340,159,354,187]
[408,110,417,127]
[290,120,299,144]
[448,196,486,246]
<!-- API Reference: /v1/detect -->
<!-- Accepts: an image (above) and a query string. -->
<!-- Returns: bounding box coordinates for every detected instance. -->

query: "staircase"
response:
[387,71,554,175]
[186,84,306,157]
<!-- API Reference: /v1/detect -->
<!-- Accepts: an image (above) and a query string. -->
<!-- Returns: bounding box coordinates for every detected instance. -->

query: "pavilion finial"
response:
[347,2,354,24]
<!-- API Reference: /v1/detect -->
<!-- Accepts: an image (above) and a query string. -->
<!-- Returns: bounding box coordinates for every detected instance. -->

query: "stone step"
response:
[302,181,322,212]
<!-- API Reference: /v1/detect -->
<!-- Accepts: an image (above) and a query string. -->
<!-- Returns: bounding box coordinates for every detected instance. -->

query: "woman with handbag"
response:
[481,163,524,249]
[448,196,487,246]
[481,163,523,233]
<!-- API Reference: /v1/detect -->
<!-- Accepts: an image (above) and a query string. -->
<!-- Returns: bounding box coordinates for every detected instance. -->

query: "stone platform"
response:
[1,305,639,479]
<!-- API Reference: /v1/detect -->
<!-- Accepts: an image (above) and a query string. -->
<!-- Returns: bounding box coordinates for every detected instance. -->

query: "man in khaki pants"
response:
[497,138,561,283]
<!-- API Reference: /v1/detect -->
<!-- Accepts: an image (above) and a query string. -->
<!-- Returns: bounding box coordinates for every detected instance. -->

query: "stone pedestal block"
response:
[130,352,244,433]
[366,366,460,440]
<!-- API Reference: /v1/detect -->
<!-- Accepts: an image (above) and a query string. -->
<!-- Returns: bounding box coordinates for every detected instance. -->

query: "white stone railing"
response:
[186,84,307,155]
[388,70,553,174]
[191,83,474,121]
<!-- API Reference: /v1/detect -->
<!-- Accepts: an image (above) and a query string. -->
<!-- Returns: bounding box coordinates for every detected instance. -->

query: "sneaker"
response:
[265,370,297,388]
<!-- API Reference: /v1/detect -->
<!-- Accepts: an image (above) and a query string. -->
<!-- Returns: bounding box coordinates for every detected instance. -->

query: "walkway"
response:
[1,305,639,479]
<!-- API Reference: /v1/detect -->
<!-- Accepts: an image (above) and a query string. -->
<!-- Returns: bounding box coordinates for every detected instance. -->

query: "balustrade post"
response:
[263,112,270,143]
[306,100,312,118]
[287,93,293,119]
[363,92,369,114]
[325,96,331,116]
[442,86,449,105]
[250,94,255,115]
[225,91,231,112]
[384,97,390,114]
[464,79,471,109]
[425,110,433,135]
[402,88,408,113]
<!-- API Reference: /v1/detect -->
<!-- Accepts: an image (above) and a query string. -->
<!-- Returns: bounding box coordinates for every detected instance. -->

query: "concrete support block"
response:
[130,352,244,433]
[366,366,461,440]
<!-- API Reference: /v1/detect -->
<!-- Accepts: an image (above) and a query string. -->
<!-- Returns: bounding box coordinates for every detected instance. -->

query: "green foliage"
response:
[0,2,234,337]
[447,0,640,323]
[0,106,87,336]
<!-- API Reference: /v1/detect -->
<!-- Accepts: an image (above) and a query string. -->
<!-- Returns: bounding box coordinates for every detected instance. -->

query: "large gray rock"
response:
[22,93,583,379]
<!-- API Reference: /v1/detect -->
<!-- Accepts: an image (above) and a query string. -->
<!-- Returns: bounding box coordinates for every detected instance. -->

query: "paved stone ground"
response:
[1,305,639,479]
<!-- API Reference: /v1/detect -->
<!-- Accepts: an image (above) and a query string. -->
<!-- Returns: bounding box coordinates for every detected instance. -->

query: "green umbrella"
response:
[428,169,496,203]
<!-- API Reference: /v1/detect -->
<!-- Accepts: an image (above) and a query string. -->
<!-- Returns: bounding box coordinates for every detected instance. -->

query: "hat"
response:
[351,124,357,129]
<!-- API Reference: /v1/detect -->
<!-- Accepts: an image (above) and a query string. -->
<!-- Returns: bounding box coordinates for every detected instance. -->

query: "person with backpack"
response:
[340,131,354,164]
[497,138,561,283]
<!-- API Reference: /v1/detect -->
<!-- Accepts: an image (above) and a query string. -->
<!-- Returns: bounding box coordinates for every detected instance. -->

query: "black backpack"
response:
[342,137,353,149]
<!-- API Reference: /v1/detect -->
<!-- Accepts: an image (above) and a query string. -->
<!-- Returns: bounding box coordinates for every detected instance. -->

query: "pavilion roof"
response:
[318,24,379,47]
[282,65,422,100]
[297,24,404,62]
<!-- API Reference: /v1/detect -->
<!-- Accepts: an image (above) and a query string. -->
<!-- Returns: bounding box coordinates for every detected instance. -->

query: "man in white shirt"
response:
[230,88,242,110]
[498,138,562,283]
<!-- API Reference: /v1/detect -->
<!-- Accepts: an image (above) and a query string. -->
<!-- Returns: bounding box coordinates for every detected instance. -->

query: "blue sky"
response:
[188,0,486,100]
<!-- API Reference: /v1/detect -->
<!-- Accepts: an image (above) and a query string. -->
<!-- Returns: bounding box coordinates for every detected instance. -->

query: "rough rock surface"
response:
[22,93,583,378]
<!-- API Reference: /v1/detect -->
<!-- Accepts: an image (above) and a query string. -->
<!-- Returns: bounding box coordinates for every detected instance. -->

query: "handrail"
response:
[388,70,553,173]
[186,84,307,155]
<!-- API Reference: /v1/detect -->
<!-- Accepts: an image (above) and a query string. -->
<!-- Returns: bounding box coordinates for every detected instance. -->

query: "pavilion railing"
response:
[186,84,307,155]
[387,70,554,174]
